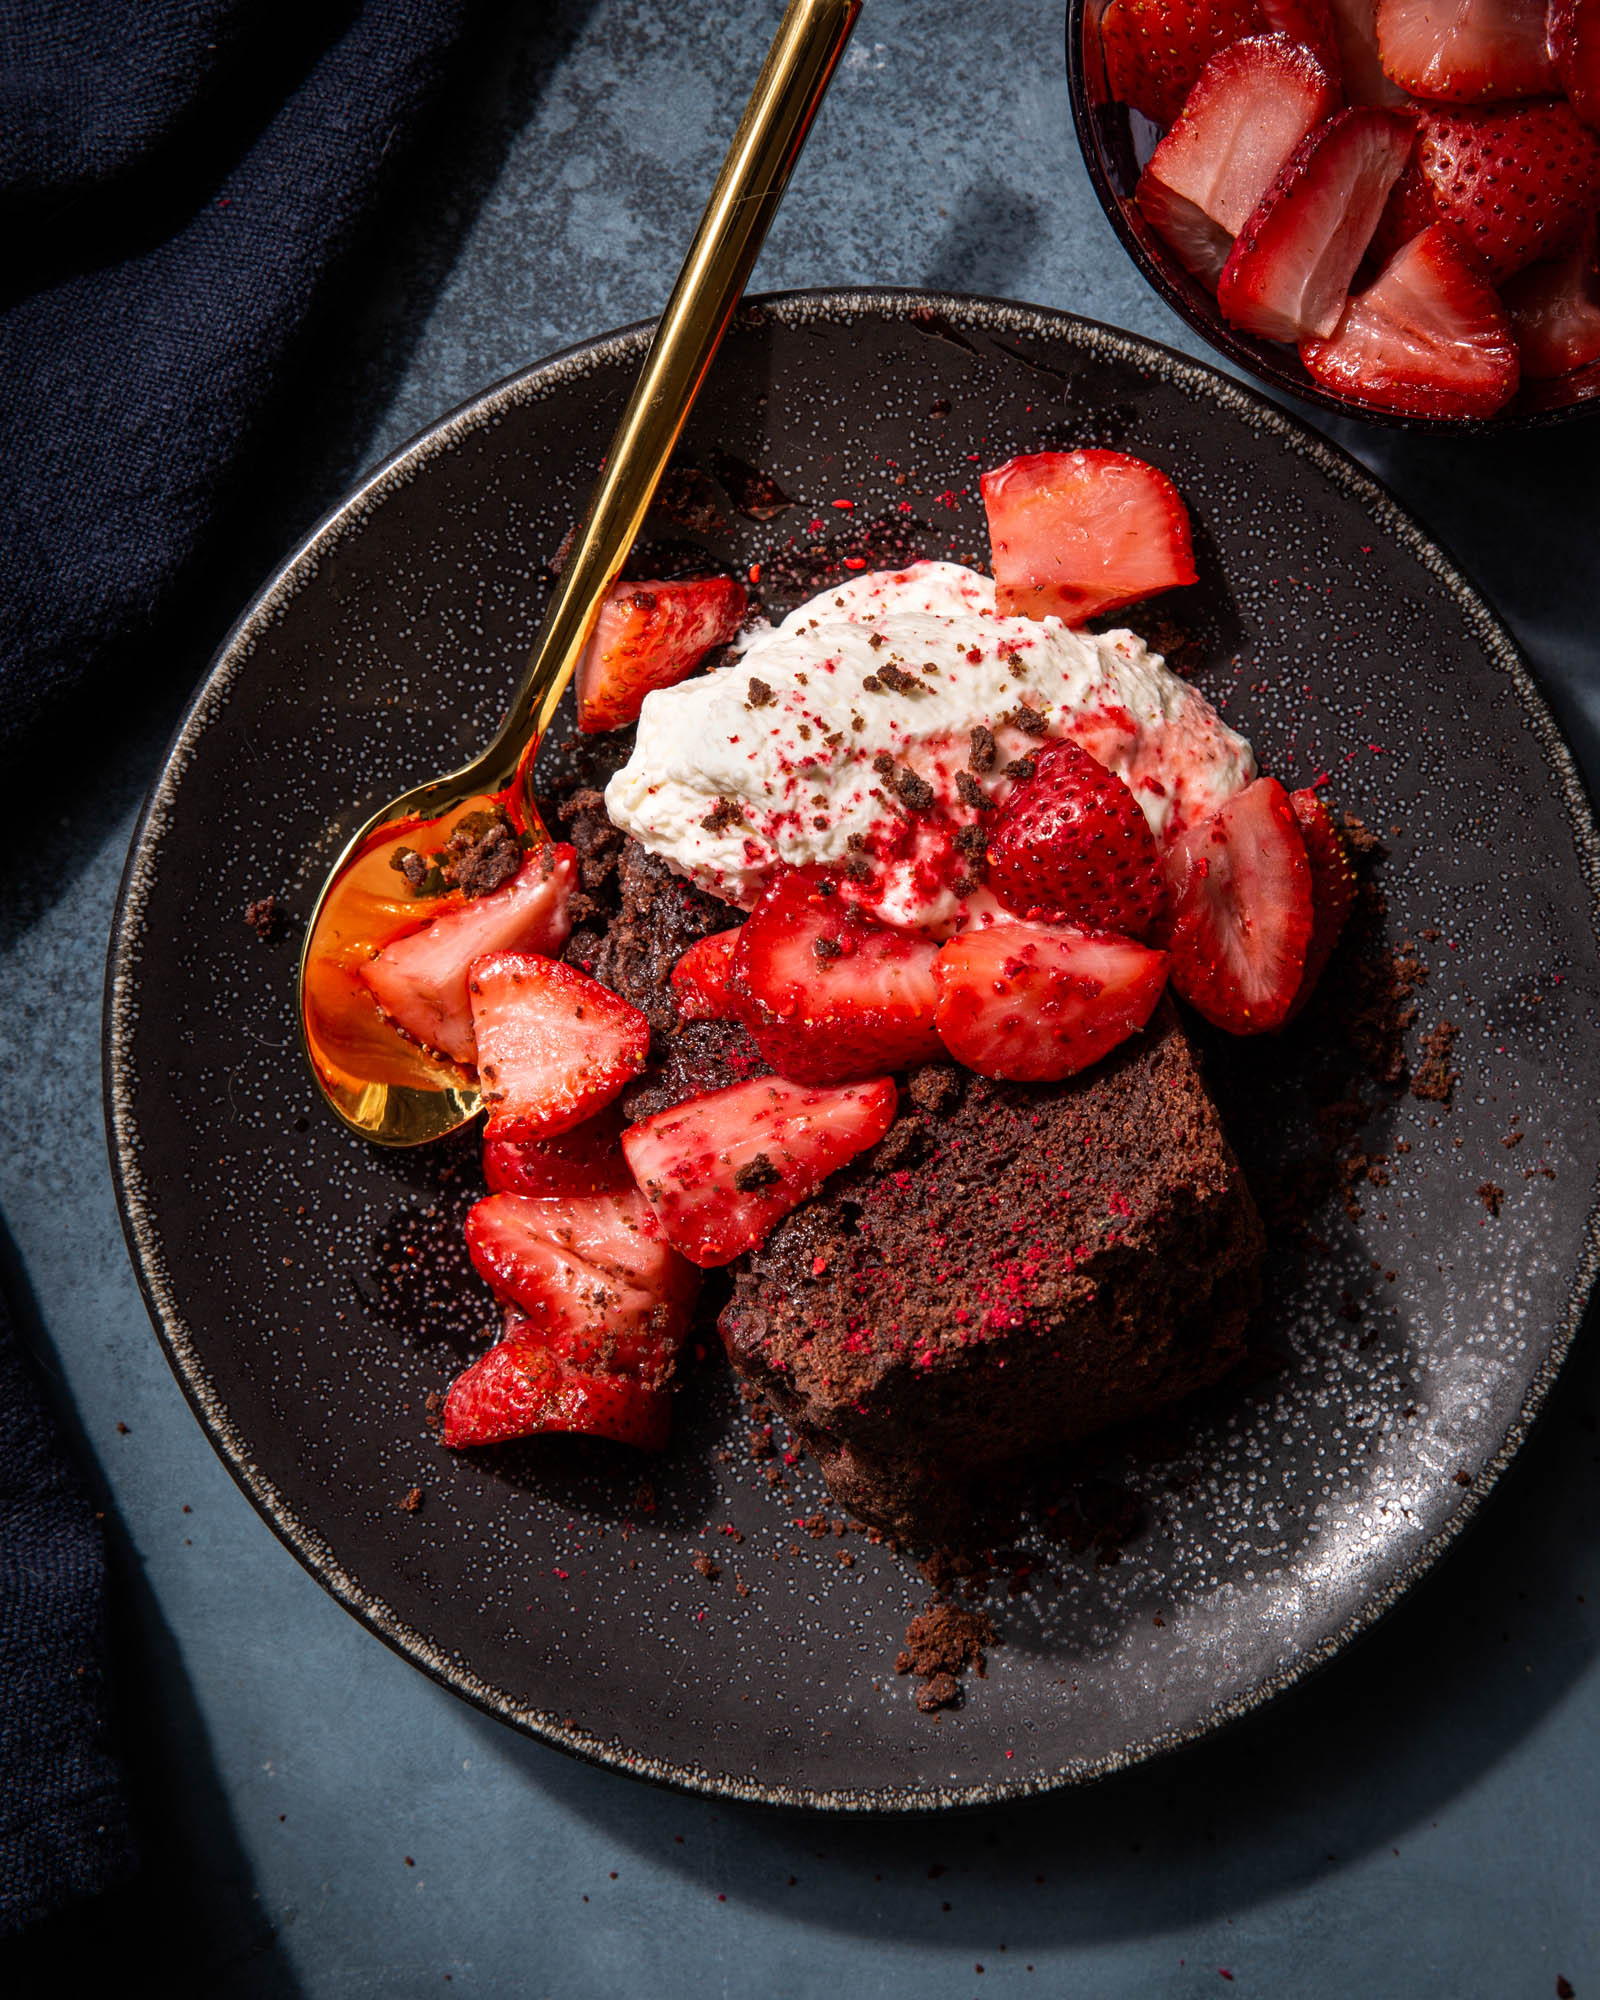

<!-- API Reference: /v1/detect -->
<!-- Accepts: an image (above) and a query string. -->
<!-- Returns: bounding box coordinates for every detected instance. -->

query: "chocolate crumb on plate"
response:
[243,894,279,940]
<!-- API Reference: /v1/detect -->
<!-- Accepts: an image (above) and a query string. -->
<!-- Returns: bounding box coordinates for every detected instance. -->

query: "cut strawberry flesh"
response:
[482,1105,634,1199]
[1301,223,1520,417]
[1551,0,1600,129]
[729,870,942,1084]
[442,1329,670,1451]
[1100,0,1267,126]
[1502,229,1600,378]
[1159,775,1313,1034]
[576,576,746,734]
[1218,107,1416,341]
[469,951,649,1140]
[986,737,1167,936]
[359,844,575,1067]
[980,449,1198,625]
[464,1188,698,1379]
[1375,0,1555,102]
[669,927,744,1022]
[1286,787,1357,1016]
[1137,36,1341,282]
[932,923,1169,1083]
[1259,0,1343,77]
[1326,0,1414,102]
[622,1074,897,1267]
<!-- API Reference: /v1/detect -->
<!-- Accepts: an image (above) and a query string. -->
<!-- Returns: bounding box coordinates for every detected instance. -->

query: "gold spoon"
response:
[299,0,860,1147]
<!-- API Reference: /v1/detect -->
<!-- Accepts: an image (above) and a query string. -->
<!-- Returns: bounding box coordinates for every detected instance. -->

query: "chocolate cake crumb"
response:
[954,824,988,865]
[1003,701,1050,737]
[876,662,923,696]
[1478,1181,1505,1217]
[734,1153,782,1192]
[441,814,521,897]
[1336,811,1386,860]
[700,797,746,833]
[1413,1021,1461,1104]
[916,1672,960,1712]
[895,768,936,812]
[555,789,627,903]
[896,1602,997,1709]
[399,1486,424,1512]
[423,1392,444,1431]
[955,771,992,811]
[861,674,884,693]
[1502,1130,1524,1148]
[746,678,776,709]
[874,1119,925,1171]
[1003,755,1037,784]
[243,894,280,940]
[692,1553,720,1581]
[908,1064,963,1115]
[813,935,842,962]
[969,724,997,774]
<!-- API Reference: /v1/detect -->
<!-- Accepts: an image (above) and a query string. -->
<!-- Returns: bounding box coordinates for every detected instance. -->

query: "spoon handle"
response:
[492,0,861,794]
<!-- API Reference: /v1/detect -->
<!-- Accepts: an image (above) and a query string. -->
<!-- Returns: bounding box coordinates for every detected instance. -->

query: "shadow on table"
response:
[474,1283,1599,1951]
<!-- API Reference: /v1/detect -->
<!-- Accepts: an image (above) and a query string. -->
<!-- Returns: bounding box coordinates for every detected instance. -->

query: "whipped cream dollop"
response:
[604,562,1255,934]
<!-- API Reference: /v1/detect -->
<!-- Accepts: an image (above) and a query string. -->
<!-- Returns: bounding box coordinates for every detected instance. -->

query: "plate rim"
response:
[103,284,1600,1813]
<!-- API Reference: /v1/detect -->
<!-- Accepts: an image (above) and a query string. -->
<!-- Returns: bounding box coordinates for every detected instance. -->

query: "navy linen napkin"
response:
[0,0,468,1935]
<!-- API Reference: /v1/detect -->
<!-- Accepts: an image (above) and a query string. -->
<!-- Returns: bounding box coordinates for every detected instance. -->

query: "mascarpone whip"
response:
[604,561,1255,934]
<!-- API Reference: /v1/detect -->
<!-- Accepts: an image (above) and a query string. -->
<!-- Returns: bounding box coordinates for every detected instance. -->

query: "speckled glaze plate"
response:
[106,291,1600,1811]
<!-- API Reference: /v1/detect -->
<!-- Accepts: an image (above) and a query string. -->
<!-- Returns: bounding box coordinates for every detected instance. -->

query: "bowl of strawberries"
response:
[1067,0,1600,424]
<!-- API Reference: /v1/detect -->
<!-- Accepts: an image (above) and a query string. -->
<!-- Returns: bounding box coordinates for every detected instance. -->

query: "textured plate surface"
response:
[106,290,1600,1811]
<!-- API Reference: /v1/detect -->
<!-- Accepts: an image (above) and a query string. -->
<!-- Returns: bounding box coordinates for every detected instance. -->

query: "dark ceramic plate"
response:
[107,290,1600,1811]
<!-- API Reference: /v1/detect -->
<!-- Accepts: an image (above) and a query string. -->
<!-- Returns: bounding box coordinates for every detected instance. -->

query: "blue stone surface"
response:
[3,0,1598,1991]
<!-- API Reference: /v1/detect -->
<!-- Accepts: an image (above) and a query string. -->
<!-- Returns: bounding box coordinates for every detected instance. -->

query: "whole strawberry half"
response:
[1373,101,1600,282]
[482,1105,634,1199]
[576,575,746,734]
[464,1188,699,1379]
[442,1325,671,1451]
[1285,788,1357,1015]
[669,926,743,1022]
[469,951,649,1140]
[1159,775,1313,1033]
[1375,0,1555,102]
[622,1073,897,1267]
[980,449,1197,625]
[1501,226,1600,377]
[985,737,1167,936]
[729,870,943,1084]
[1100,0,1266,126]
[359,843,575,1068]
[1218,107,1417,342]
[1301,222,1520,418]
[1550,0,1600,129]
[932,923,1170,1083]
[1136,35,1341,287]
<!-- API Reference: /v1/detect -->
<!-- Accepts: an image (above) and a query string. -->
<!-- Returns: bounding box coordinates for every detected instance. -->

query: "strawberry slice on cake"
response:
[622,1074,898,1267]
[469,952,649,1139]
[669,927,744,1022]
[577,576,746,733]
[985,736,1168,936]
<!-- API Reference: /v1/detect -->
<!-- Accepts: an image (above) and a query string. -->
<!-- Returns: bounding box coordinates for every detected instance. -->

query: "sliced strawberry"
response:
[622,1074,897,1267]
[1375,0,1555,101]
[1286,788,1357,1016]
[670,927,743,1022]
[576,576,746,734]
[932,924,1169,1083]
[1501,227,1600,377]
[482,1105,634,1198]
[1136,37,1341,287]
[985,738,1167,936]
[980,450,1198,626]
[464,1188,698,1379]
[1551,0,1600,129]
[1259,0,1343,76]
[469,952,649,1139]
[1217,108,1417,342]
[442,1330,670,1451]
[1326,0,1414,102]
[1301,223,1520,417]
[1372,102,1600,281]
[1100,0,1266,126]
[1159,776,1313,1034]
[728,871,942,1084]
[360,843,575,1067]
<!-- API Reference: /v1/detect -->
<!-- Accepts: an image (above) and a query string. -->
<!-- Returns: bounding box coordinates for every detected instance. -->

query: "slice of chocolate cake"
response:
[720,1005,1263,1539]
[558,801,1264,1543]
